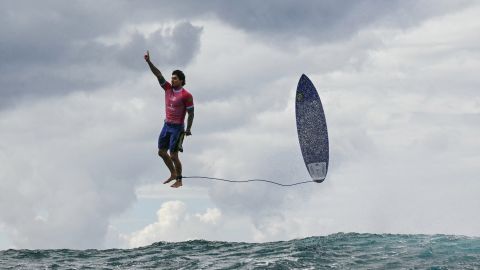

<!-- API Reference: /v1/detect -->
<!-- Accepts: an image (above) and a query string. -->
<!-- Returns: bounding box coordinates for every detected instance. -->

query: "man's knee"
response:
[169,151,179,162]
[158,149,168,158]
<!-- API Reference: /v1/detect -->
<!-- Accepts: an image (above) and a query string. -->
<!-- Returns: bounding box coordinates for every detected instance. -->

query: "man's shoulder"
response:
[162,81,172,91]
[181,88,193,97]
[181,88,194,107]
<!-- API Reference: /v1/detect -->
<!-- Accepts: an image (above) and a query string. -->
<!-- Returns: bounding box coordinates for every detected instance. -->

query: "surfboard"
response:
[295,74,329,183]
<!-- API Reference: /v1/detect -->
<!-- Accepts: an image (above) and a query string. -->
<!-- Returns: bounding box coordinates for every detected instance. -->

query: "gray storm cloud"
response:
[168,0,473,44]
[1,0,469,108]
[0,0,202,109]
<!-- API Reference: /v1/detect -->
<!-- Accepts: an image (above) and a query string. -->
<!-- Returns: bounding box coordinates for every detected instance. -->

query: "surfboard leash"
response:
[182,176,314,187]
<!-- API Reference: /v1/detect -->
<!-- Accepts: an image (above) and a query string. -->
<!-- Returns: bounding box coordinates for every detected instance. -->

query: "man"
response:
[144,50,194,188]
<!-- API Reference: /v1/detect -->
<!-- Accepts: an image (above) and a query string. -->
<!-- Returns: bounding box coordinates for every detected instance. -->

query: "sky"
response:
[0,0,479,250]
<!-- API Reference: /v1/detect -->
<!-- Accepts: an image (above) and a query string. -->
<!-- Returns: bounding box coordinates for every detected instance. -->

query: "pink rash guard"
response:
[161,81,194,124]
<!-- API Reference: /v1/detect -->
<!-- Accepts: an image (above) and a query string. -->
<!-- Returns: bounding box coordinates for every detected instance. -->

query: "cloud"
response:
[183,3,480,241]
[182,0,472,46]
[1,0,470,109]
[0,0,203,109]
[195,208,221,225]
[0,82,151,248]
[125,201,223,247]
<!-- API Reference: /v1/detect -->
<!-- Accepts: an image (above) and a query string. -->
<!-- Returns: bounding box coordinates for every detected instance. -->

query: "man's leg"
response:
[170,151,183,188]
[158,149,177,184]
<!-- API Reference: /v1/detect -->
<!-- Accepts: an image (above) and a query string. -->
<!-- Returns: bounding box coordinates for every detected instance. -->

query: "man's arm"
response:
[144,50,167,85]
[185,109,194,136]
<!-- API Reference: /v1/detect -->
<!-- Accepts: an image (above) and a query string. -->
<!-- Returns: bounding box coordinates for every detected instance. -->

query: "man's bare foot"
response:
[163,175,177,184]
[171,180,182,188]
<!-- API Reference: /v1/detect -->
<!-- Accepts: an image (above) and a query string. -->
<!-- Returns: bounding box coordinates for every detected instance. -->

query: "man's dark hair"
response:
[172,70,186,86]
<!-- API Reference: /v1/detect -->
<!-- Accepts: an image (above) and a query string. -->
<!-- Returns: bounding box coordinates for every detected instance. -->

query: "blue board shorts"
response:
[158,122,185,152]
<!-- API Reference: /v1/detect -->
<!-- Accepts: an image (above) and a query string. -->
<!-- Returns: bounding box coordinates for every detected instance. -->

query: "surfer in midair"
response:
[144,50,194,188]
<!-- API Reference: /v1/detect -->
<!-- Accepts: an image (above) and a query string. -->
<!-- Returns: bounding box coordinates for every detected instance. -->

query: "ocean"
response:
[1,233,479,269]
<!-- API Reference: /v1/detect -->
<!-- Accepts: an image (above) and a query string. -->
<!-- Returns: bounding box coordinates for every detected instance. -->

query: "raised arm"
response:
[144,50,167,86]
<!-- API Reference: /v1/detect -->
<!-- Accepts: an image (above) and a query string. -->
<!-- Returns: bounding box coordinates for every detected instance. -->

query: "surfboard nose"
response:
[298,74,309,85]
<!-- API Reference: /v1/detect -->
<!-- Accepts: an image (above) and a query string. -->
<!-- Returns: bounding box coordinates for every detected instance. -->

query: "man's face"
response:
[171,75,183,88]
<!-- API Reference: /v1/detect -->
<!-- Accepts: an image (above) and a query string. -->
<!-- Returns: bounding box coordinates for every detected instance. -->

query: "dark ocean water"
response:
[1,233,479,269]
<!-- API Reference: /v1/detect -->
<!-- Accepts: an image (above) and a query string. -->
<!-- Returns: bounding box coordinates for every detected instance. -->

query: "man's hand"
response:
[144,50,150,62]
[145,51,165,82]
